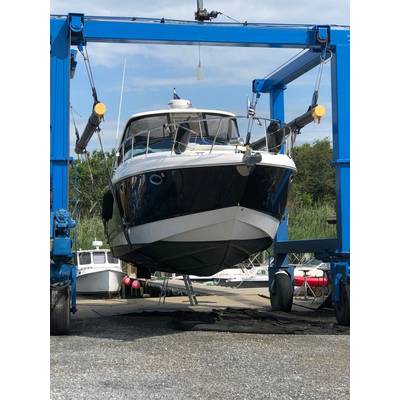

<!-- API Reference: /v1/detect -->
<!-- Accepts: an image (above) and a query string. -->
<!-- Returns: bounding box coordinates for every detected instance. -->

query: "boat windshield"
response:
[117,112,239,163]
[78,252,91,265]
[93,251,106,264]
[107,252,119,264]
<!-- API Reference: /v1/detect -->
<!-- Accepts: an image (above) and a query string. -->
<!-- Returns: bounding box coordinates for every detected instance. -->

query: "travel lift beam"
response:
[50,13,350,333]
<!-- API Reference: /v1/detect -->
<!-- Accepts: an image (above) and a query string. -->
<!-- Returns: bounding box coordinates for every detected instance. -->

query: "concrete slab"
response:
[51,286,349,399]
[74,285,270,319]
[52,305,349,400]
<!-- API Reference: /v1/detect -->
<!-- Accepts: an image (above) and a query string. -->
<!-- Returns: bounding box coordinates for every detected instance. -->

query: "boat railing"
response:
[115,115,296,167]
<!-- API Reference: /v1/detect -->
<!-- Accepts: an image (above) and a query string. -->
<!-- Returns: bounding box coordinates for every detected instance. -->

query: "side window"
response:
[107,252,119,264]
[93,251,106,264]
[78,252,91,265]
[123,138,133,161]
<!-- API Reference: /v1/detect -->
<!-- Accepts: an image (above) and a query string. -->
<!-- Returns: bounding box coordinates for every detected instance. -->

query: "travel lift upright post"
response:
[50,13,350,334]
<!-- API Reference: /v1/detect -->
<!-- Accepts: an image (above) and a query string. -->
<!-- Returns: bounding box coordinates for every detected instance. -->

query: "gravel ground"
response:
[51,314,349,400]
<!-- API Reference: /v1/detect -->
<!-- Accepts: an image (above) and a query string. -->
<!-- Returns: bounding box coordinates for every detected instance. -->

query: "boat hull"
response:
[106,163,293,276]
[77,269,125,295]
[113,237,272,277]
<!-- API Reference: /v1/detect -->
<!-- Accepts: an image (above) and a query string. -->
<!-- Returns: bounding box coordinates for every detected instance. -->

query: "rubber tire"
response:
[270,272,294,312]
[50,284,71,335]
[335,280,350,326]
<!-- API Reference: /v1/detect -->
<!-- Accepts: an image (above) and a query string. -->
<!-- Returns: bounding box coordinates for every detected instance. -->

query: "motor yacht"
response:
[102,98,296,277]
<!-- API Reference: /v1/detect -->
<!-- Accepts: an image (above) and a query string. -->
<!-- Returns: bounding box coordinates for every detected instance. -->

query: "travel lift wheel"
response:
[334,279,350,326]
[270,271,293,312]
[50,283,71,335]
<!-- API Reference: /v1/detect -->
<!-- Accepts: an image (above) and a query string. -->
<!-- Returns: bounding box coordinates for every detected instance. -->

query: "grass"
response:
[288,202,336,240]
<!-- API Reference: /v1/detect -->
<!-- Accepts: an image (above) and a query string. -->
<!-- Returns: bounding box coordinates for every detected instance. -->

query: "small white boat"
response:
[76,241,125,296]
[175,264,270,288]
[224,264,269,288]
[175,268,248,284]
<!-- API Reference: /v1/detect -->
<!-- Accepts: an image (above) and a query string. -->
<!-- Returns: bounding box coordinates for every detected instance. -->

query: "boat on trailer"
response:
[102,97,296,277]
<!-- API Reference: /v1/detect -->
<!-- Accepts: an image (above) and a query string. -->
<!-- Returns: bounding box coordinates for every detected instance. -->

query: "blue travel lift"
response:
[50,13,350,334]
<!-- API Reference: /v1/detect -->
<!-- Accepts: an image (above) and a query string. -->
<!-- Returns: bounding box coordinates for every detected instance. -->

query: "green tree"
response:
[290,138,336,207]
[69,150,115,219]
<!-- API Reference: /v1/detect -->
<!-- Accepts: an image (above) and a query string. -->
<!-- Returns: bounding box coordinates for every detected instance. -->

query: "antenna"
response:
[116,58,127,144]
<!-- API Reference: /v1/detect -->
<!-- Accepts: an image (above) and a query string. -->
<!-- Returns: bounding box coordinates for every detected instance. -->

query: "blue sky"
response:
[51,0,349,153]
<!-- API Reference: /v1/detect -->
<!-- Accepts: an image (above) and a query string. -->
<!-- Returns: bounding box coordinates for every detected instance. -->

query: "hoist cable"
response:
[261,48,308,81]
[311,47,332,106]
[79,46,99,104]
[82,151,101,216]
[218,12,246,25]
[84,46,99,103]
[83,152,95,186]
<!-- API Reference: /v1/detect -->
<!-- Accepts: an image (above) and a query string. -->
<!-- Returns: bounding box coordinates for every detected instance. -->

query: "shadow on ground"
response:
[68,306,348,343]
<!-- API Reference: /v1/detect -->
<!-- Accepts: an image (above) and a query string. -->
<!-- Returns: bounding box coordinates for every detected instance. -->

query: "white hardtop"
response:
[126,107,236,121]
[77,248,113,254]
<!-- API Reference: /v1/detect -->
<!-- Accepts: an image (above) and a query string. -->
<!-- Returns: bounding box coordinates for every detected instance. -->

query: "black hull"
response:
[112,237,272,277]
[110,164,292,228]
[106,163,293,276]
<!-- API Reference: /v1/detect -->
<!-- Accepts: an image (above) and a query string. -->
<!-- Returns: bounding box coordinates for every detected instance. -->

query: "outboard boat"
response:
[102,97,297,277]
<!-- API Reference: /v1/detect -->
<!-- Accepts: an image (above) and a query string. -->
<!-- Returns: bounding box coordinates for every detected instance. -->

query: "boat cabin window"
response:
[78,252,91,265]
[93,251,106,264]
[117,112,240,163]
[203,113,239,143]
[169,113,239,145]
[123,138,133,161]
[107,252,119,264]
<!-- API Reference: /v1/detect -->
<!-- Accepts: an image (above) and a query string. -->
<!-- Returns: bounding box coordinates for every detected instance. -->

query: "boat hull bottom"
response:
[112,237,272,277]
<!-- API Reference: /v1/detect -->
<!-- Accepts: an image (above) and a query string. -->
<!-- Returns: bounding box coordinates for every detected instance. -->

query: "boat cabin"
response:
[115,99,240,166]
[76,249,121,274]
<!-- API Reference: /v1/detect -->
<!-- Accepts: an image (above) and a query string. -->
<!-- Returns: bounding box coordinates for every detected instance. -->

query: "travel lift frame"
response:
[50,13,350,333]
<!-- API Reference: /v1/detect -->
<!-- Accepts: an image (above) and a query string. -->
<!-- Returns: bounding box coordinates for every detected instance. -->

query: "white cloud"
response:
[51,0,349,25]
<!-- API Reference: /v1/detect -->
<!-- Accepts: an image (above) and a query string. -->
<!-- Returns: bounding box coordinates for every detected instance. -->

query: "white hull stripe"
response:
[111,206,280,247]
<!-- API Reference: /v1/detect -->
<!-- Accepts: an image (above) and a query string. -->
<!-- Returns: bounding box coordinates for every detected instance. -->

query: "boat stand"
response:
[158,278,170,305]
[297,269,317,303]
[158,275,198,306]
[182,275,198,306]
